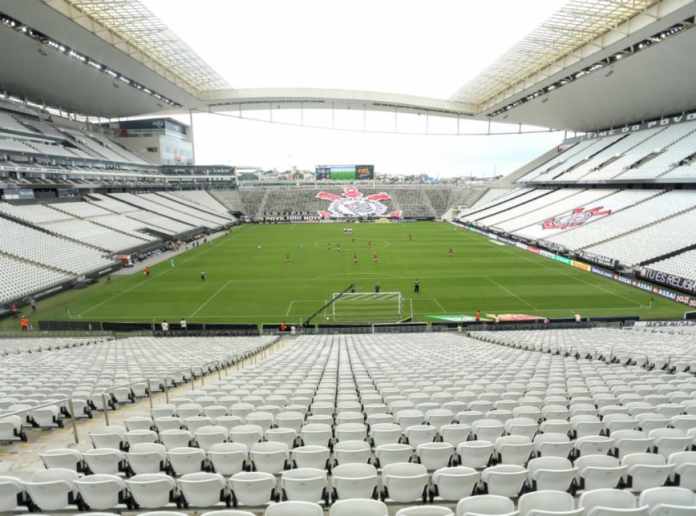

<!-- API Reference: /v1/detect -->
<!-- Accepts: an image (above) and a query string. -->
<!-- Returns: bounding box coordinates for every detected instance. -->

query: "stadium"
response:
[3,0,696,515]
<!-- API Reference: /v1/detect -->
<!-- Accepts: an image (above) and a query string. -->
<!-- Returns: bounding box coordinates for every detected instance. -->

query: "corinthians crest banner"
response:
[316,186,402,219]
[542,206,612,230]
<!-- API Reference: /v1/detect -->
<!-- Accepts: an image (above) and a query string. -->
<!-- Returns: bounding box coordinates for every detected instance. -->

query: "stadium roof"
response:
[0,0,694,132]
[51,0,229,94]
[452,0,659,108]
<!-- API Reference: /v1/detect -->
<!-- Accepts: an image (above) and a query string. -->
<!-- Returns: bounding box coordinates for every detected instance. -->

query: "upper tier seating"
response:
[0,254,73,304]
[518,189,659,241]
[0,216,114,274]
[110,193,216,229]
[648,249,696,282]
[168,191,232,217]
[475,189,586,229]
[547,191,696,251]
[586,206,696,266]
[139,193,232,226]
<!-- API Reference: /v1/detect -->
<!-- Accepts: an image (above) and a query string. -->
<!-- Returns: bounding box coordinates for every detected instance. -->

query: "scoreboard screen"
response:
[316,164,374,180]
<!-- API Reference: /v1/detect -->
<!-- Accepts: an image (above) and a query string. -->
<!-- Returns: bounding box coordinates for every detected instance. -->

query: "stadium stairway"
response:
[256,190,271,220]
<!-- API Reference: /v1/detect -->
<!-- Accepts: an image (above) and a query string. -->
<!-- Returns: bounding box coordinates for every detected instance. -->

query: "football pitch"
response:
[4,222,687,328]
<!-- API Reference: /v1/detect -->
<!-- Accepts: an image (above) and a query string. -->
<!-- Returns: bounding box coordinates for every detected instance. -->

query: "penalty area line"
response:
[189,279,234,318]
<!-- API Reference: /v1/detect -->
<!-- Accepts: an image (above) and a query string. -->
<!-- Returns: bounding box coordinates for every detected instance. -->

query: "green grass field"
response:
[2,222,687,328]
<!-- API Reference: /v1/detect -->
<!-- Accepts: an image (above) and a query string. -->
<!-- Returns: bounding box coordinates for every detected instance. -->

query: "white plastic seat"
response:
[126,443,167,475]
[0,416,25,441]
[125,473,176,509]
[24,468,79,511]
[575,454,626,490]
[300,424,332,447]
[374,443,414,468]
[575,436,615,457]
[167,447,206,476]
[125,416,154,431]
[427,408,455,430]
[638,486,696,516]
[83,448,124,475]
[276,412,305,433]
[280,468,327,502]
[291,445,331,470]
[155,416,183,432]
[331,463,378,500]
[405,425,438,447]
[397,507,455,516]
[649,428,691,459]
[89,426,126,450]
[370,423,403,446]
[39,448,83,471]
[229,424,264,448]
[505,417,539,440]
[431,466,479,501]
[246,411,274,432]
[229,471,276,507]
[396,409,425,431]
[335,422,368,442]
[0,476,24,512]
[457,440,495,468]
[201,510,255,516]
[330,498,389,516]
[159,429,193,450]
[334,440,371,465]
[612,430,653,459]
[417,442,455,471]
[266,427,298,449]
[250,441,290,474]
[126,429,158,447]
[195,426,229,451]
[534,433,573,458]
[518,490,581,516]
[207,442,249,476]
[472,419,505,442]
[382,462,429,503]
[456,494,516,516]
[440,423,472,445]
[622,453,673,492]
[579,488,647,516]
[668,451,696,489]
[495,435,533,466]
[480,464,527,498]
[265,500,323,516]
[527,456,576,491]
[74,474,126,511]
[177,403,203,419]
[177,472,227,507]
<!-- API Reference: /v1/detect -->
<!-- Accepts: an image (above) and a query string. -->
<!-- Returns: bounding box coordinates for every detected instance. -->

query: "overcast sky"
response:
[144,0,567,176]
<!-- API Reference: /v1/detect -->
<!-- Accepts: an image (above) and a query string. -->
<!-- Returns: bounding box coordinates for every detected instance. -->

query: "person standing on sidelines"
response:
[413,280,420,295]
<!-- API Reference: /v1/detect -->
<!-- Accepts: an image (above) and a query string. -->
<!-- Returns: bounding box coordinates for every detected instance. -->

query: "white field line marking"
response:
[509,248,643,307]
[433,298,447,313]
[78,268,176,317]
[286,300,296,316]
[189,279,234,318]
[486,276,538,311]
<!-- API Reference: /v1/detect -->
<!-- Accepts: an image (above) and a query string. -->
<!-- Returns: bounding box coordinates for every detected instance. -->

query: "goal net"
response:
[327,291,405,323]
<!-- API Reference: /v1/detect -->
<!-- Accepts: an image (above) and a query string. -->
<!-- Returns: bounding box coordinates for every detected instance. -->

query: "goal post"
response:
[328,291,405,323]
